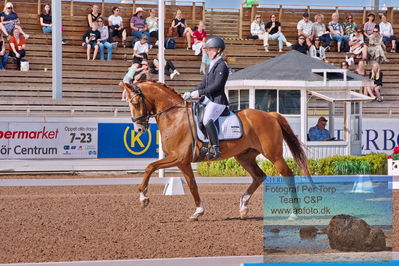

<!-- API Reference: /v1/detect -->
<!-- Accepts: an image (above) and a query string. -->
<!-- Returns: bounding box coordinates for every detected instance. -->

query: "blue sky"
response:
[205,0,397,8]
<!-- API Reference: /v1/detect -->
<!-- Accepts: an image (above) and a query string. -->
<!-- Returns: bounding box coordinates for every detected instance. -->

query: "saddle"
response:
[191,100,243,161]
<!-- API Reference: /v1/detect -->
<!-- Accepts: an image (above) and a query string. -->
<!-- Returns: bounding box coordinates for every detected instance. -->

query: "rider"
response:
[183,37,229,159]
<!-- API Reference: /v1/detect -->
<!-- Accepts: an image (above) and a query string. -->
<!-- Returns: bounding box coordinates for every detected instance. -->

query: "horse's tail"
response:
[270,112,311,177]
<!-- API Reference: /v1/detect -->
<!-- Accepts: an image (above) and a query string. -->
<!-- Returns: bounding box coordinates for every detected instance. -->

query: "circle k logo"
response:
[123,126,152,155]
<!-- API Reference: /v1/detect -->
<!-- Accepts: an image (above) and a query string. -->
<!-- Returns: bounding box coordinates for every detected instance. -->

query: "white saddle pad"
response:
[196,111,243,142]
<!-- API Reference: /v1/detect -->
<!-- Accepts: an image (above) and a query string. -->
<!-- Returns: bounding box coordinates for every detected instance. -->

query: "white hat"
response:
[134,7,144,15]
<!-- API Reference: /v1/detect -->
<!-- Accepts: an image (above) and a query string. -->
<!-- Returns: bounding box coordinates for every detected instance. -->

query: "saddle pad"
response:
[195,111,243,142]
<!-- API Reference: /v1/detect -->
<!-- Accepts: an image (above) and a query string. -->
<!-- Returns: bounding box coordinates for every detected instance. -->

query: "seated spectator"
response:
[97,18,112,61]
[0,33,9,70]
[152,58,180,80]
[379,13,397,53]
[328,12,349,53]
[192,21,206,55]
[250,14,268,52]
[82,22,100,60]
[309,37,327,62]
[146,9,159,47]
[308,117,331,141]
[265,14,291,52]
[108,6,127,47]
[120,60,150,100]
[355,59,367,77]
[297,12,313,46]
[340,61,349,69]
[241,0,258,7]
[87,4,101,28]
[0,2,29,39]
[130,7,151,47]
[349,28,367,60]
[133,34,149,64]
[311,14,331,49]
[368,27,389,63]
[39,4,66,44]
[8,27,26,70]
[342,14,357,36]
[170,9,192,49]
[366,62,384,102]
[292,35,308,55]
[363,12,376,41]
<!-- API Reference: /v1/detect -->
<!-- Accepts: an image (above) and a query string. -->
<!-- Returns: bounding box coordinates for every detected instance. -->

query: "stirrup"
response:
[207,146,221,160]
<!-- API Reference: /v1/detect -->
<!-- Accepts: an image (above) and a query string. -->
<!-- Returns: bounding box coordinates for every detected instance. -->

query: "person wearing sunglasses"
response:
[309,37,327,62]
[368,27,389,63]
[0,2,29,39]
[349,27,367,60]
[108,6,127,47]
[293,35,309,55]
[250,14,269,52]
[342,14,357,36]
[379,13,397,53]
[96,17,113,61]
[265,14,292,52]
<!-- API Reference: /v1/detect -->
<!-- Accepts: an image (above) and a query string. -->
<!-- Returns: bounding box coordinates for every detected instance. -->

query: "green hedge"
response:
[197,153,387,176]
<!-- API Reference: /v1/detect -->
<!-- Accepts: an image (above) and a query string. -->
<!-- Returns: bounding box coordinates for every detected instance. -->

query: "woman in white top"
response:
[379,13,397,53]
[133,34,149,64]
[309,37,327,62]
[146,9,158,46]
[250,14,268,52]
[108,6,127,47]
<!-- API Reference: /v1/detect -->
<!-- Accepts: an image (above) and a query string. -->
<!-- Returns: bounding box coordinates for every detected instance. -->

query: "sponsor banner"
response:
[98,123,159,158]
[0,123,98,159]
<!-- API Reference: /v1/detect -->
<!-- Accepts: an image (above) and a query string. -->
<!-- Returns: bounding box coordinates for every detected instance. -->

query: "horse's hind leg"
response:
[178,163,204,221]
[138,155,178,207]
[234,149,264,219]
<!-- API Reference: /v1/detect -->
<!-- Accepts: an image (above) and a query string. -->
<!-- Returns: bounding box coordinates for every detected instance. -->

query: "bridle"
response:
[126,83,184,130]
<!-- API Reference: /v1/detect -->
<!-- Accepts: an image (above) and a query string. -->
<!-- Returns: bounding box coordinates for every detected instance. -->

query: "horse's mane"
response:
[137,80,183,100]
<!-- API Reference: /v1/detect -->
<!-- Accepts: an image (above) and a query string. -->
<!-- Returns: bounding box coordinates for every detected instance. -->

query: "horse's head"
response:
[123,82,152,133]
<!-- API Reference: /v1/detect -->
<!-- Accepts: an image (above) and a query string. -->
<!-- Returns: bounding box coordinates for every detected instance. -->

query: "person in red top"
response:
[8,27,26,69]
[192,21,206,55]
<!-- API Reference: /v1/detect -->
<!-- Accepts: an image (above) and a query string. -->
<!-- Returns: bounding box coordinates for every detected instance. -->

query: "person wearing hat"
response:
[130,7,151,47]
[363,12,376,41]
[183,37,229,159]
[308,117,331,141]
[297,12,313,46]
[250,14,269,51]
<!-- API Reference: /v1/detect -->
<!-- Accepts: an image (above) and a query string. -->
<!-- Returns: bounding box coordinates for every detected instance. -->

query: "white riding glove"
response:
[190,90,199,99]
[183,91,192,100]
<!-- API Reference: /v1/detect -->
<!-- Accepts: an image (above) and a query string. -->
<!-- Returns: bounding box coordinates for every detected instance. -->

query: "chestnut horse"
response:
[123,81,310,220]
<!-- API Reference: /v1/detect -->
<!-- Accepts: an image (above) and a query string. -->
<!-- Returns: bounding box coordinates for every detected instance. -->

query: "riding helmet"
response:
[204,37,225,51]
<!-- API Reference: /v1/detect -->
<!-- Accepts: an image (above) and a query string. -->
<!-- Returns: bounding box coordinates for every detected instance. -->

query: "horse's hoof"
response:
[189,216,199,222]
[240,207,249,219]
[140,198,150,208]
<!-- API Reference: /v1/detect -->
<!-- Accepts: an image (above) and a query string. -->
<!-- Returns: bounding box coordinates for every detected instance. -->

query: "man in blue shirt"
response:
[309,116,331,141]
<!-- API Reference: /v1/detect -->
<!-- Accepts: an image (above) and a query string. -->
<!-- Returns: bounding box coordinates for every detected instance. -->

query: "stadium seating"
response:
[0,0,398,117]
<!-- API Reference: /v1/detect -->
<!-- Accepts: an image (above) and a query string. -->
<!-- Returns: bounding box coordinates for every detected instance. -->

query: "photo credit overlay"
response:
[263,175,392,263]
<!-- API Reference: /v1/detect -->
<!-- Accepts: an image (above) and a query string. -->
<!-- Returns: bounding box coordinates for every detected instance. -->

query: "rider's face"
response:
[206,47,218,59]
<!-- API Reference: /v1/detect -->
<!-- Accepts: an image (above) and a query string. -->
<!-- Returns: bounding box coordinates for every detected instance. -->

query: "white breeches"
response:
[202,96,226,125]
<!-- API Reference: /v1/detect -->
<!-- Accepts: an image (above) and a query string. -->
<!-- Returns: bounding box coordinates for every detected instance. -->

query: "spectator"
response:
[363,12,376,41]
[8,27,26,70]
[349,27,367,60]
[379,13,397,53]
[192,21,206,55]
[120,60,150,100]
[309,37,327,62]
[152,58,180,80]
[250,14,268,52]
[130,7,151,47]
[342,14,357,36]
[365,62,383,102]
[311,14,331,49]
[241,0,258,7]
[368,27,389,63]
[292,35,308,55]
[265,14,291,52]
[297,12,313,46]
[170,9,192,49]
[39,4,66,44]
[0,2,29,39]
[87,4,101,28]
[200,48,210,74]
[146,9,159,47]
[0,33,9,70]
[328,12,348,53]
[340,61,349,69]
[308,117,331,141]
[355,59,367,76]
[108,6,127,47]
[133,34,149,64]
[82,21,100,60]
[97,17,112,61]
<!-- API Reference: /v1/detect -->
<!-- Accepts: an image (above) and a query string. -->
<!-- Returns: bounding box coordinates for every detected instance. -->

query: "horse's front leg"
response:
[138,155,178,207]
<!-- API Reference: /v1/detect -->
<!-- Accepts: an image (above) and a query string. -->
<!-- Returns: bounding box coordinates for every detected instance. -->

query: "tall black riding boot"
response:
[205,120,221,159]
